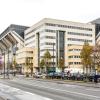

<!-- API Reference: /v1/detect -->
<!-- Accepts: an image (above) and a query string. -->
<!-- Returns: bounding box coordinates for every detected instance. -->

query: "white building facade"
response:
[25,18,95,73]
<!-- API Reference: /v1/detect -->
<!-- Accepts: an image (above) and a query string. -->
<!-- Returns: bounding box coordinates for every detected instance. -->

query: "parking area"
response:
[32,72,100,83]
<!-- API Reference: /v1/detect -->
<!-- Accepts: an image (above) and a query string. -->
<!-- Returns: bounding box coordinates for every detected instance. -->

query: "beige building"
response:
[16,47,34,73]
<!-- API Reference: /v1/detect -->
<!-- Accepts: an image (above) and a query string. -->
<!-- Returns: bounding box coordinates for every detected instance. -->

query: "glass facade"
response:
[36,32,40,68]
[56,31,65,66]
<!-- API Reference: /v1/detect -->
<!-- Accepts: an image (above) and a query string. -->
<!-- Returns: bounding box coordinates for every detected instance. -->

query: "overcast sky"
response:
[0,0,100,33]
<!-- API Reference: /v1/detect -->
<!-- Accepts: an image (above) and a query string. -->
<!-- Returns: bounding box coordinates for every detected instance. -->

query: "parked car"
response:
[87,73,95,82]
[47,72,65,79]
[33,72,43,78]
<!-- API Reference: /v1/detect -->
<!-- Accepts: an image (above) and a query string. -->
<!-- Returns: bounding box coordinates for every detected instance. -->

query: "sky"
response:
[0,0,100,33]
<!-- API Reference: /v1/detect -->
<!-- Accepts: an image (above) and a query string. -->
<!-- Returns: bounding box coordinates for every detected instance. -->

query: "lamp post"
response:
[53,43,55,78]
[7,49,10,79]
[2,50,5,79]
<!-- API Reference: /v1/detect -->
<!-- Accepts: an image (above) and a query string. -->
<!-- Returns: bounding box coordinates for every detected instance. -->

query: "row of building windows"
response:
[40,42,55,46]
[68,49,81,51]
[69,62,82,65]
[45,23,92,31]
[25,34,35,41]
[45,29,56,33]
[45,42,55,45]
[45,62,55,65]
[26,51,33,53]
[40,49,56,52]
[68,56,81,58]
[68,38,92,42]
[45,36,55,39]
[40,36,56,39]
[40,56,55,58]
[25,29,93,42]
[68,32,92,37]
[17,51,33,55]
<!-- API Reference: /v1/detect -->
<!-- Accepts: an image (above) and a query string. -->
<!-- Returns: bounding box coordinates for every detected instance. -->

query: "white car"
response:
[33,72,43,78]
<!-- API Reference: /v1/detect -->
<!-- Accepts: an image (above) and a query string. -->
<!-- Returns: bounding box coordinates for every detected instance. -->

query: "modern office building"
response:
[0,24,29,73]
[25,18,95,73]
[91,18,100,36]
[96,32,100,45]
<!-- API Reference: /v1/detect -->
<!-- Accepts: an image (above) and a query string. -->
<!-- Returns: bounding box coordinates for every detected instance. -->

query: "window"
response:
[40,49,56,52]
[69,55,81,58]
[74,62,82,64]
[40,36,56,39]
[69,49,81,51]
[69,62,73,65]
[45,29,56,33]
[27,51,33,53]
[45,36,55,39]
[45,23,92,31]
[68,38,92,42]
[68,32,92,37]
[40,42,55,46]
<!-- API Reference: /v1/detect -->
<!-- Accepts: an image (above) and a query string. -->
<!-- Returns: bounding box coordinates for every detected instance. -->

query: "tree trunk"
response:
[83,66,85,74]
[86,66,88,75]
[30,67,33,76]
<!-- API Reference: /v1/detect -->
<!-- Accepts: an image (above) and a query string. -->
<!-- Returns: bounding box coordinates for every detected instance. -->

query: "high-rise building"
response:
[25,18,95,73]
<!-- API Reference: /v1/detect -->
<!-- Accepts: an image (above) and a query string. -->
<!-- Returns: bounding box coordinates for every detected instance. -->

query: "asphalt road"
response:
[0,78,100,100]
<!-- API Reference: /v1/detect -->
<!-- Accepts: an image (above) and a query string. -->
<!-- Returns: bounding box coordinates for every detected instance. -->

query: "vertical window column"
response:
[56,30,65,67]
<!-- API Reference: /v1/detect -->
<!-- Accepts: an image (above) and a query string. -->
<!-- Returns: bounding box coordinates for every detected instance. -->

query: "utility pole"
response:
[7,49,10,79]
[3,50,5,79]
[53,43,55,78]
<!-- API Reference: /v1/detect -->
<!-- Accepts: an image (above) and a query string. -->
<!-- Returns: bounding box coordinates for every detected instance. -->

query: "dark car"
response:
[88,73,95,82]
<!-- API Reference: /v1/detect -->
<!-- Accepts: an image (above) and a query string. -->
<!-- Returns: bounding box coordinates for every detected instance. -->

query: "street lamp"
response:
[2,50,5,79]
[52,43,55,78]
[7,49,10,79]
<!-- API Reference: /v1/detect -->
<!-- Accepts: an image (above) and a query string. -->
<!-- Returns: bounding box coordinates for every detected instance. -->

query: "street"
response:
[0,77,100,100]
